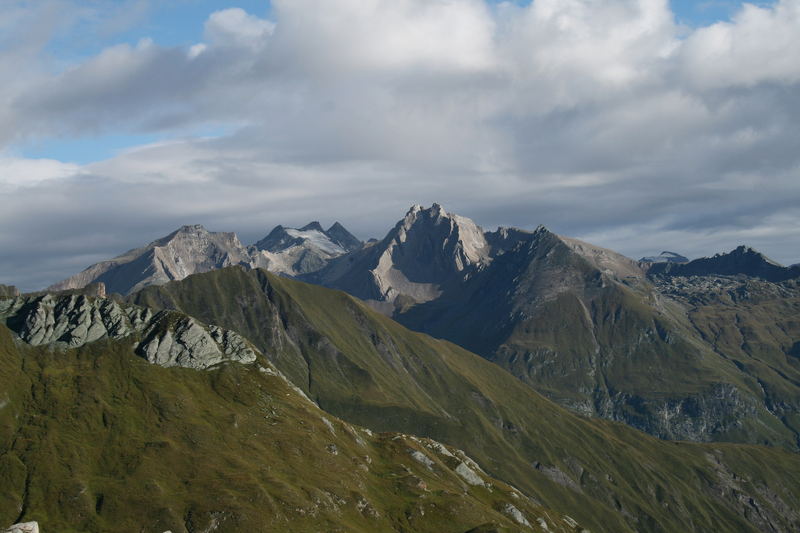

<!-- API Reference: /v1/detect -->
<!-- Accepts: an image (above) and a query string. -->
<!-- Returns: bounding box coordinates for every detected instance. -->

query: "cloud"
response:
[681,1,800,88]
[204,7,275,49]
[0,154,81,190]
[0,0,799,290]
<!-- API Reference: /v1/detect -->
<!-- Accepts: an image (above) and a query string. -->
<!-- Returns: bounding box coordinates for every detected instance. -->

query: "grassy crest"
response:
[0,325,583,533]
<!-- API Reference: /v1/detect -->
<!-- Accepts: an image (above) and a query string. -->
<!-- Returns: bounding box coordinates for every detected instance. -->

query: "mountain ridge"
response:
[647,245,800,281]
[0,303,569,532]
[48,221,363,295]
[122,266,800,533]
[40,204,800,448]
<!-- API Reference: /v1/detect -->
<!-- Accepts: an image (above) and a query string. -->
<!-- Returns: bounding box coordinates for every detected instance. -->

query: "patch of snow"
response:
[285,229,346,255]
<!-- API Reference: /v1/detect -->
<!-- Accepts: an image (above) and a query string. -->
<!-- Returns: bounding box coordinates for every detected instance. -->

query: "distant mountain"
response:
[252,221,362,276]
[308,204,800,448]
[648,245,799,282]
[48,224,252,295]
[639,251,689,263]
[305,203,492,313]
[48,221,362,295]
[42,205,800,450]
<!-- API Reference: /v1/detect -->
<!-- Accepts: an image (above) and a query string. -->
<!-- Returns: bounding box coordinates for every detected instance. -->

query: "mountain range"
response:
[48,221,362,295]
[4,203,800,531]
[4,269,800,531]
[42,204,800,449]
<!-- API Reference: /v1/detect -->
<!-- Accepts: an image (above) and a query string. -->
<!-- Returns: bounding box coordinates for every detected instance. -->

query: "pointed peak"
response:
[325,221,362,252]
[404,204,424,218]
[430,202,447,217]
[262,224,287,238]
[727,245,783,267]
[402,203,453,223]
[300,221,325,232]
[713,245,764,258]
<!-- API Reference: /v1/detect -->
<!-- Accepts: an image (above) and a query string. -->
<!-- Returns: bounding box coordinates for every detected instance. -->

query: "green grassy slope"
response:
[0,325,581,533]
[681,284,800,445]
[127,267,800,533]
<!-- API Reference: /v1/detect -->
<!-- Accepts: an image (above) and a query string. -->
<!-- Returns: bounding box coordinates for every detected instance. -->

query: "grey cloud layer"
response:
[1,0,799,290]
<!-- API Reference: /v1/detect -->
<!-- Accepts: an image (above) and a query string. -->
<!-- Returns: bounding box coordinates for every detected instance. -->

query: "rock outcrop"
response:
[138,317,257,369]
[2,523,39,533]
[0,293,256,370]
[0,285,19,298]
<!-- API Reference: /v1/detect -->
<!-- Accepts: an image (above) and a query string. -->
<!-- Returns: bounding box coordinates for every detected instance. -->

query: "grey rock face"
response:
[306,203,491,312]
[502,503,531,527]
[0,294,257,370]
[1,294,138,348]
[585,383,765,444]
[454,462,485,486]
[138,314,257,369]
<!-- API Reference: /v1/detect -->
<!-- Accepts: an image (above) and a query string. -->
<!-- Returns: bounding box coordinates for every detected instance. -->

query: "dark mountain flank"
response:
[647,245,800,282]
[304,205,800,448]
[125,267,800,533]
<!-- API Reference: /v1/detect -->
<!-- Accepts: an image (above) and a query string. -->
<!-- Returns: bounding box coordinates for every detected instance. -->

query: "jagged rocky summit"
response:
[304,203,497,313]
[306,202,642,313]
[251,221,362,276]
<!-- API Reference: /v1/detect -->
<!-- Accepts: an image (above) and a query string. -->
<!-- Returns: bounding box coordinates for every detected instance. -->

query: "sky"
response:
[1,0,799,291]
